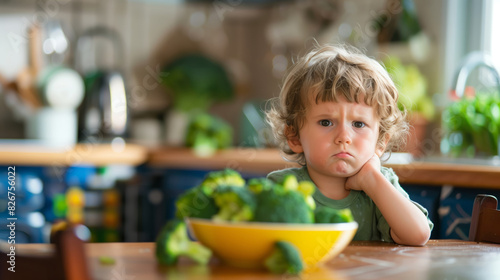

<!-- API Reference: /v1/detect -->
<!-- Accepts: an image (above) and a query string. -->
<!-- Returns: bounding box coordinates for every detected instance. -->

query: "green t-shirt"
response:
[267,166,434,242]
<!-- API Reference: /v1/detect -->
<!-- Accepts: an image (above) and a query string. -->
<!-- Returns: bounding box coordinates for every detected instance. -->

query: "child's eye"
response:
[353,121,365,128]
[319,120,332,127]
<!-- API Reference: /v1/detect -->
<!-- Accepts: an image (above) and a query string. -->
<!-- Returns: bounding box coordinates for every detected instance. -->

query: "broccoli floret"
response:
[253,188,313,223]
[314,206,354,223]
[155,219,212,265]
[185,114,233,157]
[282,174,299,191]
[212,186,256,222]
[175,187,219,219]
[264,241,304,275]
[199,169,246,196]
[175,169,246,219]
[297,181,315,196]
[297,181,316,210]
[191,133,218,157]
[185,113,233,156]
[276,175,316,211]
[247,178,276,194]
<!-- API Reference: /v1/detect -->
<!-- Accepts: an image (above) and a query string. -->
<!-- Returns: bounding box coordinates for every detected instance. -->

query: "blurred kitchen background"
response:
[1,0,499,149]
[1,0,499,243]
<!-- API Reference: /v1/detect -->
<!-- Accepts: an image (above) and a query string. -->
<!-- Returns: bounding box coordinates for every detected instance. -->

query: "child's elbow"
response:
[410,228,431,246]
[393,226,431,246]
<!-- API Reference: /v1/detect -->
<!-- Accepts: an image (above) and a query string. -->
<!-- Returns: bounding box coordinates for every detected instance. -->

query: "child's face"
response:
[288,95,381,179]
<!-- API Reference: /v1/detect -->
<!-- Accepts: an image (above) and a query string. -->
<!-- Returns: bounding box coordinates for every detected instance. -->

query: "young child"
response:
[266,44,433,246]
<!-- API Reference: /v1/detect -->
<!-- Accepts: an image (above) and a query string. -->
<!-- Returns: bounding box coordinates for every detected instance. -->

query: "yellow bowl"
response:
[186,218,358,269]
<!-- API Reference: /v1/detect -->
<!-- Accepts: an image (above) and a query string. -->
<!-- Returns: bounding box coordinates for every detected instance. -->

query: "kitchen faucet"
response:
[453,51,500,98]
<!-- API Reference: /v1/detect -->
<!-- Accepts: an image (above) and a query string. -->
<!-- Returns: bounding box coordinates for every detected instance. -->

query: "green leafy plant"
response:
[441,93,500,157]
[383,56,435,121]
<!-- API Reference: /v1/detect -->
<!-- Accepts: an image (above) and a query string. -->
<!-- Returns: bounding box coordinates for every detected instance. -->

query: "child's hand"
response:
[344,154,381,192]
[345,153,431,246]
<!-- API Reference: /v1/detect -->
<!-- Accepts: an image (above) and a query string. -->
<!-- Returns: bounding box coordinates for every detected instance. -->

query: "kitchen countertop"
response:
[149,147,500,189]
[1,143,499,188]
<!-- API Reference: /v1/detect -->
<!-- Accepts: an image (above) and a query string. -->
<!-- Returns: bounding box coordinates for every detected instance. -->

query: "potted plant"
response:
[161,54,235,154]
[383,56,435,156]
[441,92,500,158]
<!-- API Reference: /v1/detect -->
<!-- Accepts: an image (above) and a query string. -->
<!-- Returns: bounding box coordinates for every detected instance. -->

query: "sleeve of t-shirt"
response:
[267,169,286,183]
[376,167,434,242]
[267,167,309,184]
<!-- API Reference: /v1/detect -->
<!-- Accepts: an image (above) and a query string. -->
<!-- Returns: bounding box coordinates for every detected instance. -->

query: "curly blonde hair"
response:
[266,44,409,165]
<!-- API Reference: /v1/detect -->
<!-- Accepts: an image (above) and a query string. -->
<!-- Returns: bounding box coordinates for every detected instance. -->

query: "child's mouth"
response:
[334,152,352,158]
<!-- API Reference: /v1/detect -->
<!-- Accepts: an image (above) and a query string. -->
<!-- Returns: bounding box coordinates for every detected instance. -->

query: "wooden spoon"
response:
[19,24,43,108]
[0,24,43,108]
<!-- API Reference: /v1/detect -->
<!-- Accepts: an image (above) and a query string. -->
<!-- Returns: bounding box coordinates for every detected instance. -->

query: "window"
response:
[488,0,500,70]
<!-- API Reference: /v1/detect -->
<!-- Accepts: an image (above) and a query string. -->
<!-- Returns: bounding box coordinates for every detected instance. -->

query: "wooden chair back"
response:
[469,194,500,243]
[0,223,91,280]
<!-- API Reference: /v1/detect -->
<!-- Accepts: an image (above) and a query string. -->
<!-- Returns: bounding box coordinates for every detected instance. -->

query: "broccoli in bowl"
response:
[156,169,357,275]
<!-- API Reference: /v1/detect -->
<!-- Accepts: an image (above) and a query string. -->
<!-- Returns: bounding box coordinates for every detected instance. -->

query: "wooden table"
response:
[10,240,500,279]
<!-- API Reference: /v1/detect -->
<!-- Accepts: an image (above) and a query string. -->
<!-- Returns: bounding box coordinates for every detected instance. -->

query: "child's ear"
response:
[285,126,303,153]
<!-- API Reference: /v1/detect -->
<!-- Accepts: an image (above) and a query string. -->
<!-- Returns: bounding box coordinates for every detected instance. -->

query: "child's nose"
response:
[334,124,352,145]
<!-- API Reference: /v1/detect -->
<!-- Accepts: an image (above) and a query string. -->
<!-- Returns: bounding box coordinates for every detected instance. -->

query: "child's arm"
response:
[345,155,431,246]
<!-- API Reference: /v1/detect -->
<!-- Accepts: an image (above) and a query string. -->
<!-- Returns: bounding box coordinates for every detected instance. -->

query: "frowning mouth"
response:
[334,152,352,158]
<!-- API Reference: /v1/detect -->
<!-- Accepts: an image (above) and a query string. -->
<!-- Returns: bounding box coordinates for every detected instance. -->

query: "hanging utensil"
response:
[0,24,43,109]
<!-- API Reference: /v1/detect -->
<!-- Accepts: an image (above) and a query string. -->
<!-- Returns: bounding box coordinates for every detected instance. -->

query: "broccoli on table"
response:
[199,169,245,196]
[212,186,256,222]
[99,256,116,265]
[253,187,313,223]
[155,219,212,265]
[175,186,219,219]
[314,206,354,223]
[264,241,304,275]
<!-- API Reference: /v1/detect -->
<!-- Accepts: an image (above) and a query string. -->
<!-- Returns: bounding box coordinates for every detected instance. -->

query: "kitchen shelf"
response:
[0,142,148,166]
[2,143,499,188]
[386,161,500,189]
[149,147,500,189]
[148,147,300,175]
